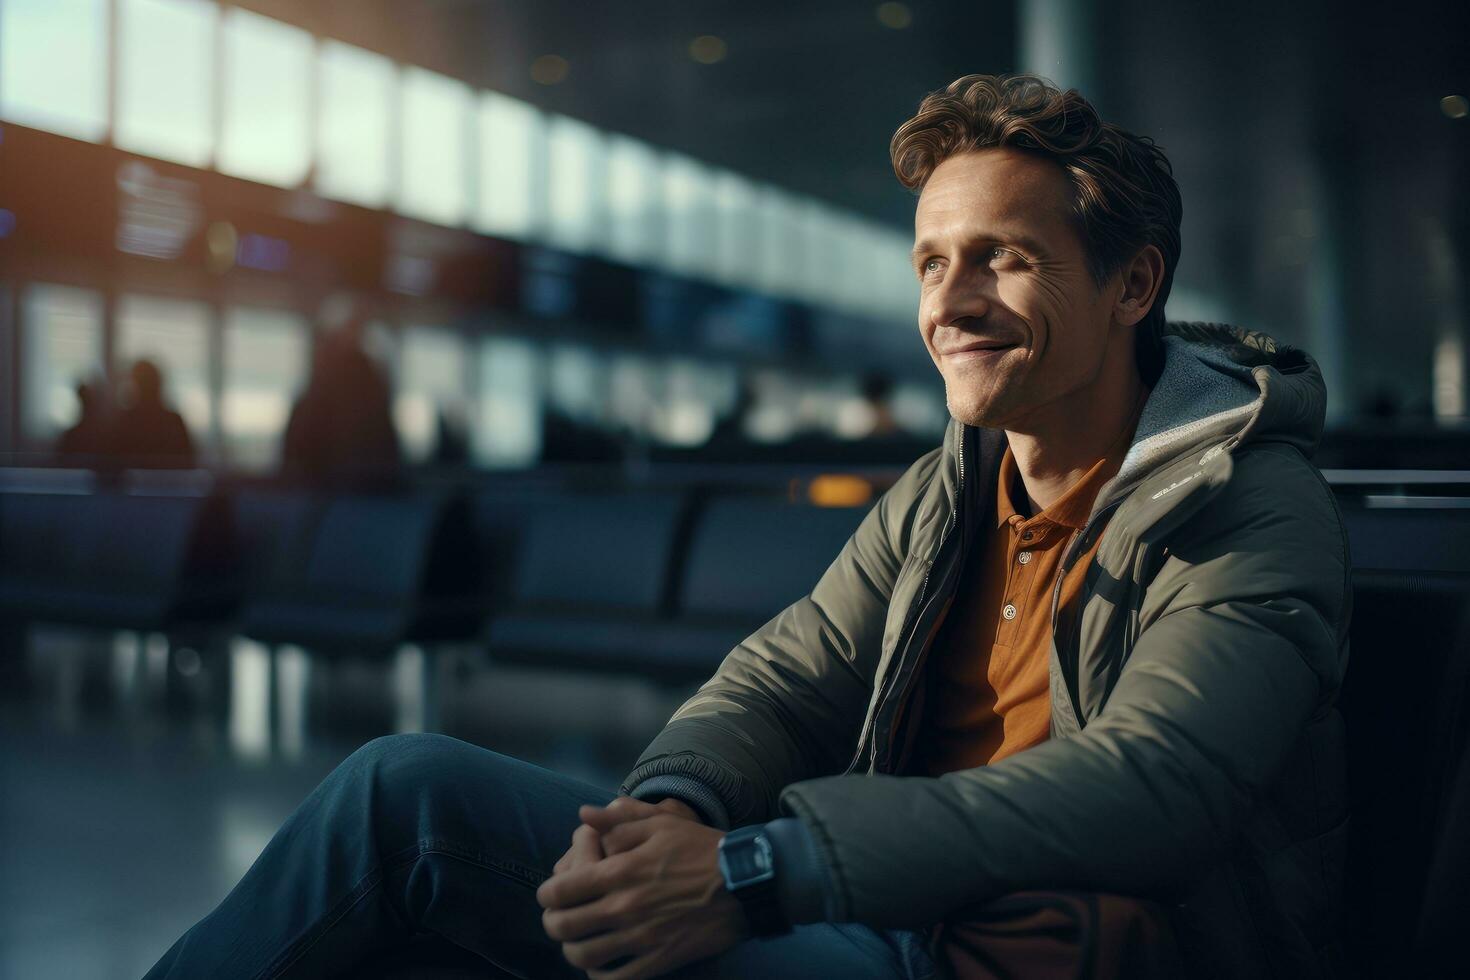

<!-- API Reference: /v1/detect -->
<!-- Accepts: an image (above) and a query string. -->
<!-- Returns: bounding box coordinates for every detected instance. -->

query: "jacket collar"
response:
[945,321,1327,536]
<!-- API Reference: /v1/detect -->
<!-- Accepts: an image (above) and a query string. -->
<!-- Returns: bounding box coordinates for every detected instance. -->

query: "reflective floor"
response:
[0,625,695,980]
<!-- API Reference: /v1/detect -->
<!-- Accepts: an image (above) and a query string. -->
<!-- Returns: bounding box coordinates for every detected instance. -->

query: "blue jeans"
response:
[143,733,938,979]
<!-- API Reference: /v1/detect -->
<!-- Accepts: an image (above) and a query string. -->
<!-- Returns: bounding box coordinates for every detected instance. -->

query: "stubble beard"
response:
[944,368,1017,429]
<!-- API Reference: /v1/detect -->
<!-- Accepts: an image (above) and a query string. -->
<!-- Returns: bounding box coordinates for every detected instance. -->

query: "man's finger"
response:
[542,887,641,942]
[600,816,660,857]
[587,948,662,980]
[573,822,602,855]
[536,850,633,910]
[653,797,701,822]
[554,823,602,874]
[579,798,659,832]
[561,922,656,974]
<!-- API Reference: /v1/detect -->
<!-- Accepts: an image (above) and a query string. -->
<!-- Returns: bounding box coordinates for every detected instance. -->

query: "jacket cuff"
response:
[763,817,839,924]
[627,775,731,830]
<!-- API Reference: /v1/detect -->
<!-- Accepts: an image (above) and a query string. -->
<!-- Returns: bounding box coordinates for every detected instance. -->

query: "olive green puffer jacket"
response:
[623,322,1353,979]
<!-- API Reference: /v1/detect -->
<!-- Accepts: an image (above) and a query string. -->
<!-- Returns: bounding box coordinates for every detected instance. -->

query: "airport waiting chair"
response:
[1411,598,1470,973]
[481,489,691,677]
[0,485,235,633]
[639,492,869,677]
[228,484,324,597]
[469,480,565,614]
[239,489,482,656]
[1336,498,1470,977]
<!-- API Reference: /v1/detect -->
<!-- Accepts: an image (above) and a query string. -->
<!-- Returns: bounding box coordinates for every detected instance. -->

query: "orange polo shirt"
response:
[906,388,1148,776]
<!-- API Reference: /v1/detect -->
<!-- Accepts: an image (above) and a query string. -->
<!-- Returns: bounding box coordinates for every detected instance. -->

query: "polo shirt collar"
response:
[994,385,1151,531]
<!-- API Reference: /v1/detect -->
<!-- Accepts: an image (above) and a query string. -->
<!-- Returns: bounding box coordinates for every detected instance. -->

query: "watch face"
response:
[720,833,776,888]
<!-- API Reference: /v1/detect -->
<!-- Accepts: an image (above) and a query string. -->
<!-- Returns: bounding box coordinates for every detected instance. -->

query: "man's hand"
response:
[537,797,750,979]
[545,798,692,908]
[551,822,606,878]
[632,796,701,828]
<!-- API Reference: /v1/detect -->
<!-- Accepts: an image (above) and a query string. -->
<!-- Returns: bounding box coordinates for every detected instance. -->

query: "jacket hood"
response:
[1112,321,1327,494]
[942,321,1330,547]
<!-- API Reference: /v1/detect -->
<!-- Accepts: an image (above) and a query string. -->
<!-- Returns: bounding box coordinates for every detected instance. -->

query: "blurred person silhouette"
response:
[110,359,195,468]
[281,312,401,488]
[858,373,903,439]
[431,405,471,467]
[54,377,113,465]
[537,406,626,463]
[701,375,760,458]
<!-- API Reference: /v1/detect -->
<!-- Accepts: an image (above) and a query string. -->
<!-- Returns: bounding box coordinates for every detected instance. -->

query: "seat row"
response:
[0,476,869,682]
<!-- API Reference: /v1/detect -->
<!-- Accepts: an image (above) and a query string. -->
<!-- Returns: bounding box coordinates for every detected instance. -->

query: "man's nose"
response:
[925,272,991,331]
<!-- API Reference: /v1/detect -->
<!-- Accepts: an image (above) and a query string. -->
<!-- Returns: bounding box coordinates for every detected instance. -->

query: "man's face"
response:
[912,147,1125,429]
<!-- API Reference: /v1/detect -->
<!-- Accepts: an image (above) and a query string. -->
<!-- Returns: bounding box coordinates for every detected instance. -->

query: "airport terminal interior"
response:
[1,0,1468,977]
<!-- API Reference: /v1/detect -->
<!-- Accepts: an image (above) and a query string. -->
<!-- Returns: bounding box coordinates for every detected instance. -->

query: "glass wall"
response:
[114,293,213,446]
[218,8,313,188]
[0,0,109,142]
[20,284,105,441]
[114,0,217,168]
[395,326,471,463]
[603,134,661,265]
[659,153,718,281]
[13,291,943,467]
[398,67,471,227]
[546,343,609,426]
[221,306,309,470]
[0,0,924,323]
[475,337,542,467]
[754,186,807,301]
[316,40,395,208]
[658,358,736,446]
[474,90,544,240]
[1,1,942,468]
[711,169,760,290]
[544,113,605,254]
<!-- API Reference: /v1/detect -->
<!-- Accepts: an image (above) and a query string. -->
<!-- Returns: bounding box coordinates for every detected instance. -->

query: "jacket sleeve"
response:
[771,444,1352,927]
[619,443,947,829]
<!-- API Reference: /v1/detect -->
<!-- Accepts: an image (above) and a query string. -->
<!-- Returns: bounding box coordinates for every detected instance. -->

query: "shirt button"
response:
[1018,551,1032,565]
[1021,530,1034,541]
[1002,603,1017,620]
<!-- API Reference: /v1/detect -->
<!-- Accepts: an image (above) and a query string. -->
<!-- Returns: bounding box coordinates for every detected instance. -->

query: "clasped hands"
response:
[536,796,752,979]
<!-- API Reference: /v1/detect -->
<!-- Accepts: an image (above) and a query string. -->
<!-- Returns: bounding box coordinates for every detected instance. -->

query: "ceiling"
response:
[234,0,1469,416]
[237,0,1015,233]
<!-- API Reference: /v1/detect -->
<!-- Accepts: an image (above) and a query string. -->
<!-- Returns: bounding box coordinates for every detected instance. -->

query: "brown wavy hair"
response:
[891,73,1181,381]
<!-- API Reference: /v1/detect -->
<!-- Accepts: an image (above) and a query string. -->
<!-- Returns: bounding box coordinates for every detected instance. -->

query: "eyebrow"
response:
[910,232,1048,266]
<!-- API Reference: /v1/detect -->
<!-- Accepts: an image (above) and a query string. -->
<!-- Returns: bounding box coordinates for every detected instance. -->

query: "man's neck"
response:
[1004,354,1146,515]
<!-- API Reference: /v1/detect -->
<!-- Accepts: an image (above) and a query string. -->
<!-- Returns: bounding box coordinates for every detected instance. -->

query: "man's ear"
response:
[1115,243,1165,327]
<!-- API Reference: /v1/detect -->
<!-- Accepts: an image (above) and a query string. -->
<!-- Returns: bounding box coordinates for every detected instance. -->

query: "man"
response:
[281,312,402,488]
[110,359,196,468]
[145,73,1350,979]
[55,378,111,464]
[110,359,198,467]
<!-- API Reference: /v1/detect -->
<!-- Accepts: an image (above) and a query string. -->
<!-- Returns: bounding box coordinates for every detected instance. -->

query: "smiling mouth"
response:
[945,343,1015,357]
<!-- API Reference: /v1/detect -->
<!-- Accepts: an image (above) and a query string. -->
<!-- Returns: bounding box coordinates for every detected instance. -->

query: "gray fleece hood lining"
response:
[1110,322,1319,494]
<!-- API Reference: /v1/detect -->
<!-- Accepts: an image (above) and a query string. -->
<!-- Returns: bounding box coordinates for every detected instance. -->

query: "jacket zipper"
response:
[1122,542,1162,659]
[1049,498,1126,731]
[846,424,968,775]
[1051,447,1210,730]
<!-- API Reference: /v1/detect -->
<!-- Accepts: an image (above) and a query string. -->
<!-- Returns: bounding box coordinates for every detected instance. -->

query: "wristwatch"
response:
[717,825,792,937]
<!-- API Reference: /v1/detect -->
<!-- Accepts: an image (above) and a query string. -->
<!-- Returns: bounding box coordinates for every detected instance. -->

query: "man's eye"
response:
[921,249,1014,277]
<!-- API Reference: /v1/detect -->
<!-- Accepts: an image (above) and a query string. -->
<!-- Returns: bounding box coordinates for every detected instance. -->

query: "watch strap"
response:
[736,877,789,937]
